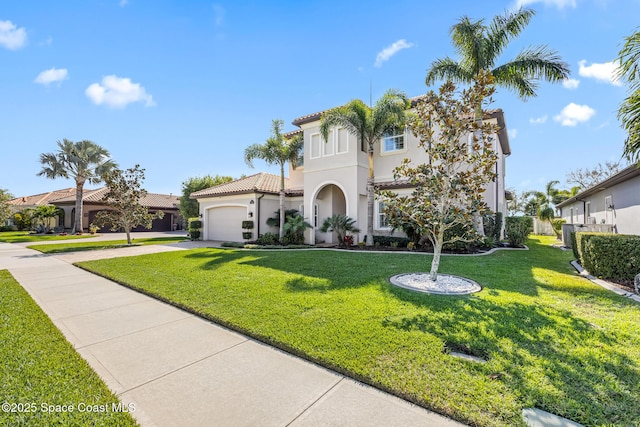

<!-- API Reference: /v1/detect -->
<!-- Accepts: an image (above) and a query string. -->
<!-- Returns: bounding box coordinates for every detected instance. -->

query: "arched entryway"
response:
[311,183,347,244]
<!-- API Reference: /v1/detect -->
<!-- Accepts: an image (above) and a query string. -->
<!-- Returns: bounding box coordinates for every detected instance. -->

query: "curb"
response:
[570,260,640,303]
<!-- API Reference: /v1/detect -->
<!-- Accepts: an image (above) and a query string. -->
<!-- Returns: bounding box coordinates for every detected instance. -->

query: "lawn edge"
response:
[73,260,469,425]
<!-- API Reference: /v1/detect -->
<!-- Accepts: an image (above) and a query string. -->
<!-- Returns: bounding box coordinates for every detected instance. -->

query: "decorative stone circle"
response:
[389,273,482,295]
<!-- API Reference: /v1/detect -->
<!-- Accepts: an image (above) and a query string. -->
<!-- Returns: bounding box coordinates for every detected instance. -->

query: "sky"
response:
[1,0,638,198]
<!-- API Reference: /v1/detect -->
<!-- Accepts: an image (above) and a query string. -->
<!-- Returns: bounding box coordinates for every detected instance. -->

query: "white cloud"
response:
[578,60,621,86]
[529,115,548,125]
[562,78,580,89]
[508,128,518,139]
[514,0,576,9]
[0,20,27,50]
[85,75,155,108]
[34,68,68,85]
[119,0,128,6]
[553,103,595,126]
[374,39,414,68]
[212,4,224,27]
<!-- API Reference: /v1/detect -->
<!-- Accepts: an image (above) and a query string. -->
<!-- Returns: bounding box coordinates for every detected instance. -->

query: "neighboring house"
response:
[193,102,511,244]
[50,187,183,232]
[557,164,640,235]
[7,188,76,228]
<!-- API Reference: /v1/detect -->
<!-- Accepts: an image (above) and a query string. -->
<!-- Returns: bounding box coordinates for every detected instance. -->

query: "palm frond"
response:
[426,57,475,87]
[484,8,535,67]
[450,16,484,74]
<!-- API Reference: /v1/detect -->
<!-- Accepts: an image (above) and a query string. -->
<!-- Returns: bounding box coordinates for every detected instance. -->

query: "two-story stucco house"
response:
[192,101,511,244]
[557,164,640,235]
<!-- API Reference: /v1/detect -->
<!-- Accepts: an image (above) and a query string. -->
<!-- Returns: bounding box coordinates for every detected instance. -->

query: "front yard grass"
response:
[76,236,640,427]
[0,231,96,243]
[0,270,138,427]
[27,236,188,254]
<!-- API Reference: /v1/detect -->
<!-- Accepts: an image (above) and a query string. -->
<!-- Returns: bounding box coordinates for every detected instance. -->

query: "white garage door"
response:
[207,206,246,242]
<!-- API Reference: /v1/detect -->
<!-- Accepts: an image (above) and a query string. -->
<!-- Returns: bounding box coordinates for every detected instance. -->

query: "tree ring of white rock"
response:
[389,273,482,295]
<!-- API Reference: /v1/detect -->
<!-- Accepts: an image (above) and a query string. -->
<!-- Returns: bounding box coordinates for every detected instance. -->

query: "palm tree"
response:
[319,214,360,247]
[425,7,569,112]
[38,139,117,233]
[244,119,304,240]
[617,28,640,162]
[320,90,409,246]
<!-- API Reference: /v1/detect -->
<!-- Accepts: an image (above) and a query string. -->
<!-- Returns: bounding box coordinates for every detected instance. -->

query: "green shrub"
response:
[576,232,640,281]
[256,232,280,245]
[483,212,503,241]
[242,231,253,240]
[189,219,202,229]
[190,229,201,240]
[505,216,532,247]
[241,220,254,229]
[570,231,579,260]
[372,235,410,247]
[551,218,566,237]
[221,242,245,248]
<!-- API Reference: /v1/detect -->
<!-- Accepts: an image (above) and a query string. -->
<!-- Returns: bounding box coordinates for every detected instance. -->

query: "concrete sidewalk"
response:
[0,242,464,427]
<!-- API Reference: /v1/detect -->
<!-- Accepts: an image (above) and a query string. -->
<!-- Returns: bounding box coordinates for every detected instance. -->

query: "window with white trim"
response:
[585,202,591,222]
[323,130,334,156]
[310,133,321,158]
[570,207,574,224]
[381,129,405,153]
[313,204,319,228]
[337,128,349,154]
[378,202,389,228]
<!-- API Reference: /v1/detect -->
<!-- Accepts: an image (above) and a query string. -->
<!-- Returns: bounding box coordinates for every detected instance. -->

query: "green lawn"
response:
[0,270,138,427]
[76,236,640,427]
[0,231,96,243]
[27,237,188,254]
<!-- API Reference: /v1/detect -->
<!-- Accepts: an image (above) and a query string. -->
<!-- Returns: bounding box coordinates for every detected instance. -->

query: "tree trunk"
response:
[429,232,444,281]
[279,164,285,241]
[73,179,85,234]
[366,148,375,246]
[125,228,132,245]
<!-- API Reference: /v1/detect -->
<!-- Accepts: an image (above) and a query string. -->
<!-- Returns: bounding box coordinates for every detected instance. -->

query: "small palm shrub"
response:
[320,214,360,247]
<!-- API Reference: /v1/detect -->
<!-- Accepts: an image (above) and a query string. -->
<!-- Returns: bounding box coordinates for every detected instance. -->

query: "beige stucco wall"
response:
[295,116,508,243]
[197,193,304,241]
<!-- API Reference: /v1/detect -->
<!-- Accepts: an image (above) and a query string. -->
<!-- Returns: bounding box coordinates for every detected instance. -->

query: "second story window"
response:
[297,145,304,168]
[381,129,405,153]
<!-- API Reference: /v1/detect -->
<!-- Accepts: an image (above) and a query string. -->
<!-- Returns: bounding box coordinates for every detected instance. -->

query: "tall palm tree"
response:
[38,139,117,233]
[425,7,569,112]
[244,119,304,240]
[617,28,640,162]
[320,90,409,246]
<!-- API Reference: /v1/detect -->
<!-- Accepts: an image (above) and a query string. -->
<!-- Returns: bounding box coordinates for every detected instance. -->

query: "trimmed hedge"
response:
[570,232,579,260]
[575,232,640,281]
[372,235,410,248]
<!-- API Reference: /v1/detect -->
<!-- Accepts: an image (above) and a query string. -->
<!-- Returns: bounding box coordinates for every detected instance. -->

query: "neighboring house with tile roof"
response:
[7,188,77,229]
[50,187,183,232]
[192,103,510,244]
[557,164,640,236]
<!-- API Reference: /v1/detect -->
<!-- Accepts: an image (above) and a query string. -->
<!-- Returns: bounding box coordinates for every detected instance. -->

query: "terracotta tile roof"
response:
[8,188,76,206]
[190,172,290,198]
[52,187,180,209]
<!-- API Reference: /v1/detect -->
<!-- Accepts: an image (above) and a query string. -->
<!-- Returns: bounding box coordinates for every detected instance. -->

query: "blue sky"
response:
[1,0,638,198]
